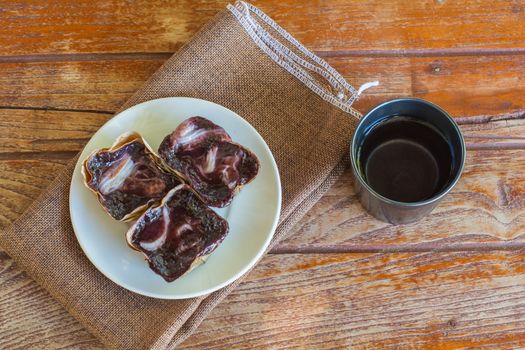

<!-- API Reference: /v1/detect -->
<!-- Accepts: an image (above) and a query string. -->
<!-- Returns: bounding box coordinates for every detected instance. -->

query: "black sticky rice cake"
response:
[158,116,259,208]
[82,132,182,221]
[126,184,229,282]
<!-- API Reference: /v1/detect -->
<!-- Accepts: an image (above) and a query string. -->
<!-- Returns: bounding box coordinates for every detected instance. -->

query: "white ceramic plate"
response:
[70,97,281,299]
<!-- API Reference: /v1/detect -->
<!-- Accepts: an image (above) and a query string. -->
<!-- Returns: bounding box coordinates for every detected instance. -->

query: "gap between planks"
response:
[270,241,525,254]
[1,47,525,64]
[317,47,525,58]
[0,142,524,161]
[0,104,523,125]
[0,151,78,161]
[0,105,114,115]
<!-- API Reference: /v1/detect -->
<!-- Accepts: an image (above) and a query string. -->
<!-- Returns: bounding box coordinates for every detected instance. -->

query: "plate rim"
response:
[69,96,282,299]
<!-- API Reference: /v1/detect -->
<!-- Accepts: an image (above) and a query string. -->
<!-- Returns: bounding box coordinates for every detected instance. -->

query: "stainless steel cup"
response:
[350,98,466,224]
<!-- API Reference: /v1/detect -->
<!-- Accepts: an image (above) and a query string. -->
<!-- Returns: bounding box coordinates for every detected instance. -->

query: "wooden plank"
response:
[0,109,105,225]
[4,250,525,349]
[0,0,524,56]
[0,110,109,154]
[0,252,103,349]
[341,55,525,117]
[1,54,524,117]
[0,60,163,113]
[0,0,228,56]
[0,159,68,227]
[179,251,525,349]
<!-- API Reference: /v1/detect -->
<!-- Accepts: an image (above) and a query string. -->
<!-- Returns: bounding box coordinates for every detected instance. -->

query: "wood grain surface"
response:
[180,251,525,349]
[1,0,524,55]
[1,0,525,349]
[1,55,524,116]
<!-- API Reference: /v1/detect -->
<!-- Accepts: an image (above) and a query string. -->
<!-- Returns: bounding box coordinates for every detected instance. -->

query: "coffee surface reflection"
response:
[357,116,453,203]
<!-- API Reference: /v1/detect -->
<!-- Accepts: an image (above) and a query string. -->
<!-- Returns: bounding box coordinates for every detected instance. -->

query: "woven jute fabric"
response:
[0,3,360,349]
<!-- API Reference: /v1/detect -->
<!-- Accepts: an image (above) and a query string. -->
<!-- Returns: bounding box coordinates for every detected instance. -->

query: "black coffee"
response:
[357,116,453,203]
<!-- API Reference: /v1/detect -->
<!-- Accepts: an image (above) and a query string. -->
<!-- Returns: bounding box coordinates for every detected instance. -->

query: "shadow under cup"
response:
[350,98,466,224]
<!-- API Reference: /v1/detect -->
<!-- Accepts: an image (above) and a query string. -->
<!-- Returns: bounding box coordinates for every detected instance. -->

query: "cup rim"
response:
[350,97,466,208]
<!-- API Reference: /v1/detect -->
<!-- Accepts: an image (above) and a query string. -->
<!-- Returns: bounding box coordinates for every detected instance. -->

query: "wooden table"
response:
[1,1,525,348]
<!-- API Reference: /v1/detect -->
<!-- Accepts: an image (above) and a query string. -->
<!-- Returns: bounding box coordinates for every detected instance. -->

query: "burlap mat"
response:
[0,2,368,348]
